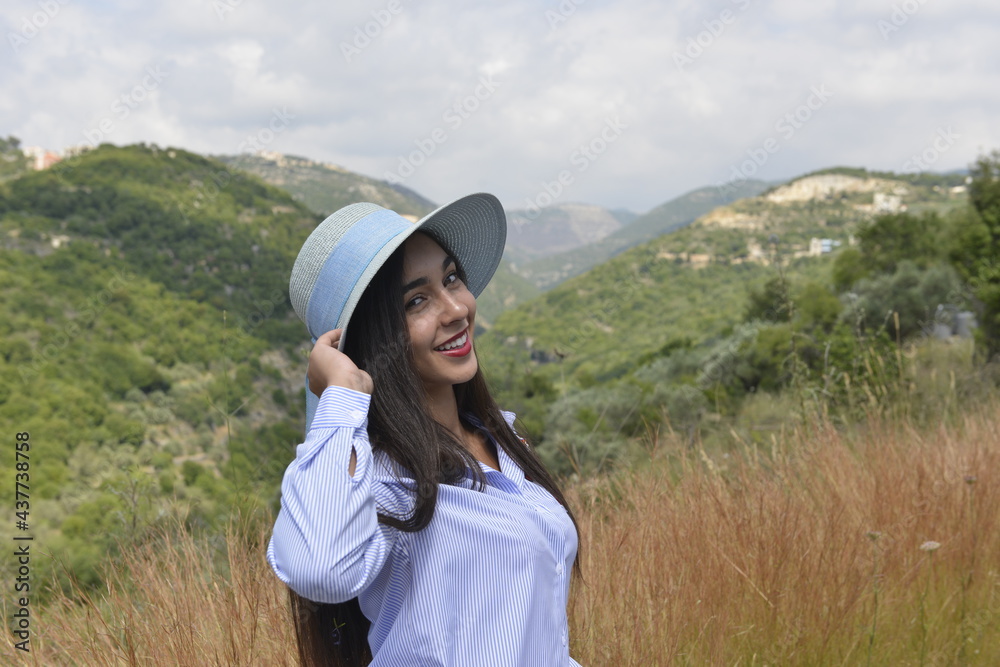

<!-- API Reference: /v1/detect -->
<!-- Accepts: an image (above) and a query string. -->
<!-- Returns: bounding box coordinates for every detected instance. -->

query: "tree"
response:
[0,135,29,180]
[969,150,1000,238]
[842,262,963,341]
[794,282,842,334]
[952,150,1000,356]
[832,247,868,292]
[855,211,943,275]
[744,274,792,323]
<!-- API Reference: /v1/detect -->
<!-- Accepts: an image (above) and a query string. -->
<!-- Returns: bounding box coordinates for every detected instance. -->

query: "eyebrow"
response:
[402,255,457,294]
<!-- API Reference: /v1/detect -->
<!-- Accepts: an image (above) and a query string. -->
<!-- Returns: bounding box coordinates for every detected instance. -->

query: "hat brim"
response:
[413,193,508,299]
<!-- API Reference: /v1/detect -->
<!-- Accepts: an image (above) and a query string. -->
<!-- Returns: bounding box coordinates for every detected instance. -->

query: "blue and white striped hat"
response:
[290,193,507,429]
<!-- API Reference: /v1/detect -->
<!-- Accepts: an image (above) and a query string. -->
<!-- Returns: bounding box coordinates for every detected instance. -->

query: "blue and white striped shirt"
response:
[267,386,582,666]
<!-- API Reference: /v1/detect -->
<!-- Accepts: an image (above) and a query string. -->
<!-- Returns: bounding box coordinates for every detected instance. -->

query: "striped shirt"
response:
[267,386,582,666]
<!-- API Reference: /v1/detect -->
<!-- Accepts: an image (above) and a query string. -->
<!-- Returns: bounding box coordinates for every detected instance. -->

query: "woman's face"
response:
[401,232,478,394]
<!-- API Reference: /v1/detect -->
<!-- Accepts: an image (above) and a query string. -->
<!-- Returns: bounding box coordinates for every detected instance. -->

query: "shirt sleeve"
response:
[267,385,400,604]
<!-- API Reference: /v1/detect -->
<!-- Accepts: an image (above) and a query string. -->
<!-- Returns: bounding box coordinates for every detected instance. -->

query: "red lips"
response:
[435,329,471,357]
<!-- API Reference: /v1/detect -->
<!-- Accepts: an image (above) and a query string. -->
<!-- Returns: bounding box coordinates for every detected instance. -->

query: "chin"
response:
[451,351,479,386]
[457,361,479,386]
[417,352,479,395]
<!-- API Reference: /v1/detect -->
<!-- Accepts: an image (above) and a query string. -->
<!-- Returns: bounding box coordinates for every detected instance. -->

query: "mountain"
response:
[510,179,772,290]
[610,208,640,226]
[503,202,637,263]
[215,152,435,218]
[221,153,639,264]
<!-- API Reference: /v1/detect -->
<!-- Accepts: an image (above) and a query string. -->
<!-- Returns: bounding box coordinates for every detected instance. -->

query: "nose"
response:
[438,288,469,324]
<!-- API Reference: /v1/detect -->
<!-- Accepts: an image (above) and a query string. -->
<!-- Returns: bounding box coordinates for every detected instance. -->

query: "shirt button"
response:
[534,505,544,513]
[561,632,567,646]
[556,563,564,575]
[349,410,363,422]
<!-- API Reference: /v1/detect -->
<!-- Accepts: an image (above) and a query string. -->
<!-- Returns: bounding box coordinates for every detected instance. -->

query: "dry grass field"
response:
[5,403,999,666]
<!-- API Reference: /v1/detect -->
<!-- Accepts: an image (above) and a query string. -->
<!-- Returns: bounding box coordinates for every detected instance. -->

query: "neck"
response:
[425,383,464,438]
[425,381,499,470]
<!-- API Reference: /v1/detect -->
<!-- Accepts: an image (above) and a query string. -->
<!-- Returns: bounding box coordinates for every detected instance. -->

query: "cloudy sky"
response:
[2,0,998,213]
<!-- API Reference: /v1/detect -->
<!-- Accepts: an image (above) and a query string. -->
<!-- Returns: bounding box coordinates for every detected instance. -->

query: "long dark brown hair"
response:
[288,232,582,666]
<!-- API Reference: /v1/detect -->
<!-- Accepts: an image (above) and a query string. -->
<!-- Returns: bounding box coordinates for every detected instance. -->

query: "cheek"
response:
[406,314,434,347]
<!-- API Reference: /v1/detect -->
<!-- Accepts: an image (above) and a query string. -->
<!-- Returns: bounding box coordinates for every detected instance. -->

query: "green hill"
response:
[4,144,322,344]
[512,180,773,290]
[476,259,541,329]
[490,169,968,380]
[0,143,316,591]
[215,152,435,218]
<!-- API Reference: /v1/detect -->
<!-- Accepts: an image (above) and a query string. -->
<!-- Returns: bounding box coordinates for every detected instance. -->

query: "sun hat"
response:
[290,192,508,430]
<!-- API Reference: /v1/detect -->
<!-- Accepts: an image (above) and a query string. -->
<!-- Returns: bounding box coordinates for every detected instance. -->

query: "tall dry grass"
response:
[3,515,297,666]
[6,404,999,665]
[569,407,1000,665]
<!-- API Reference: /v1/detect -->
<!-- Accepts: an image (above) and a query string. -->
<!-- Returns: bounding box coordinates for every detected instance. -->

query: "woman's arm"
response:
[267,385,399,603]
[267,329,396,603]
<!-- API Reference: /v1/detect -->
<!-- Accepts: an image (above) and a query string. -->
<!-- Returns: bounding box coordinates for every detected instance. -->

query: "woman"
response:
[267,193,583,666]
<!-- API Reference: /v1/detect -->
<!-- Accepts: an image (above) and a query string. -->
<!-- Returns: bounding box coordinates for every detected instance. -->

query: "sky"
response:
[2,0,999,213]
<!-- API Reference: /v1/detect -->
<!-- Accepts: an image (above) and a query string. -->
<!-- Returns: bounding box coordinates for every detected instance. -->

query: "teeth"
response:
[436,332,468,351]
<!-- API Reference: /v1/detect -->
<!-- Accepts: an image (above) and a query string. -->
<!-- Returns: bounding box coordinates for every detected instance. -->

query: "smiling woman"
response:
[267,194,583,666]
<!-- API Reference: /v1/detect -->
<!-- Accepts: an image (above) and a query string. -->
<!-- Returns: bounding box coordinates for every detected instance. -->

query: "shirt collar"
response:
[464,413,526,493]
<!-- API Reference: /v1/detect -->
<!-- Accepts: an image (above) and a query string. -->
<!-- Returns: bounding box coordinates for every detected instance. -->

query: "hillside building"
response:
[873,192,904,213]
[808,238,842,256]
[22,146,62,170]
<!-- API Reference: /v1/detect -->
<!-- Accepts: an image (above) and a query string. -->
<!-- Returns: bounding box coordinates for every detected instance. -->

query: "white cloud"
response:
[1,0,998,212]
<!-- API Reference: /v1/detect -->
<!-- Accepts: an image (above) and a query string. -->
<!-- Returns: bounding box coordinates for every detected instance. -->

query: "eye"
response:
[444,271,461,286]
[405,294,425,310]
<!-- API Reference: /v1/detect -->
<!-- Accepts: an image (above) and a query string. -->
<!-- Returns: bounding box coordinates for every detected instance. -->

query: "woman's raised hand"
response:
[308,329,374,396]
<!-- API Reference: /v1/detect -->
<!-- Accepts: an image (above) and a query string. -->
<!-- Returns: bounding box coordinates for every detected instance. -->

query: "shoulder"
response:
[499,409,517,429]
[496,409,535,454]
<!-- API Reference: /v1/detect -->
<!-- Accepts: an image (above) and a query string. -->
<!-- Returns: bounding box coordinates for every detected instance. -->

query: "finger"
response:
[316,328,342,346]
